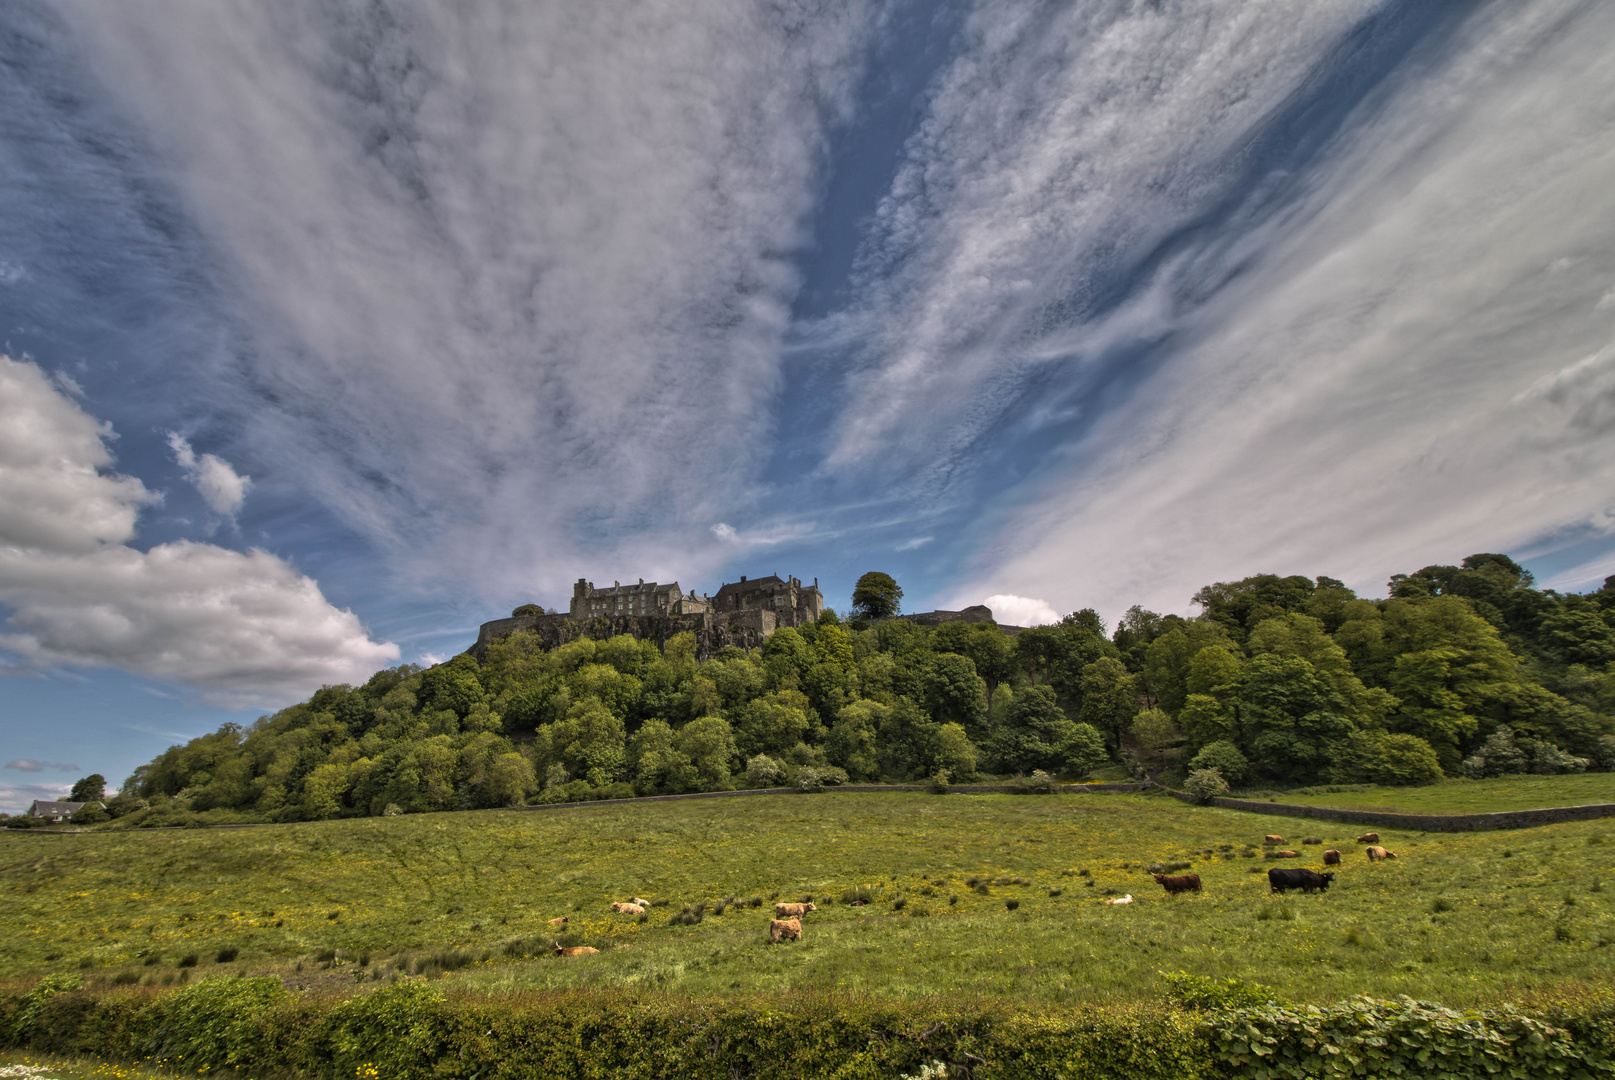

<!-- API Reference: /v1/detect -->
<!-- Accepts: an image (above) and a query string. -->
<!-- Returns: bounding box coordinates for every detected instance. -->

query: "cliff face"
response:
[468,609,774,660]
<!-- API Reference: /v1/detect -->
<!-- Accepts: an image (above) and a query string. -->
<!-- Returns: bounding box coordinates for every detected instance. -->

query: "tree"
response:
[68,774,106,803]
[851,572,903,620]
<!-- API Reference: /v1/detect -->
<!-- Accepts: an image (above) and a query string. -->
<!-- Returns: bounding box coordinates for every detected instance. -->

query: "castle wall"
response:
[469,609,775,661]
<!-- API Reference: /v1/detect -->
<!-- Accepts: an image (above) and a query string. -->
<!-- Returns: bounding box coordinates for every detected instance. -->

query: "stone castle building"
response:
[472,571,824,660]
[570,578,712,619]
[710,574,822,627]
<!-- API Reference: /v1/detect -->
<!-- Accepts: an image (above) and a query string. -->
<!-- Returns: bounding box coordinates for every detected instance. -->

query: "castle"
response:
[471,572,824,659]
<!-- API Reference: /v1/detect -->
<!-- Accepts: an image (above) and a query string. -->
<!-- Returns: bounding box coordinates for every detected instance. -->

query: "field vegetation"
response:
[1269,773,1615,815]
[5,791,1615,1007]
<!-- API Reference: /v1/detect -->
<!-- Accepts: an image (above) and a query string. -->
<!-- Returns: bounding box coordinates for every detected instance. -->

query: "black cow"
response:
[1268,867,1335,894]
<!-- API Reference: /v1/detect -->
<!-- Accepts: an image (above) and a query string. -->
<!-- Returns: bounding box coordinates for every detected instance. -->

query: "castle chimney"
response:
[740,575,746,582]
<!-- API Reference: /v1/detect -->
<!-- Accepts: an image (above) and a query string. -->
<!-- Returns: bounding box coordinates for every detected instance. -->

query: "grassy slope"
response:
[3,790,1615,1006]
[1274,774,1615,815]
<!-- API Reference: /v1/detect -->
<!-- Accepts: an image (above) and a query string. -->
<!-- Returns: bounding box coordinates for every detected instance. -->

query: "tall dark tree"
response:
[851,572,903,620]
[68,774,106,803]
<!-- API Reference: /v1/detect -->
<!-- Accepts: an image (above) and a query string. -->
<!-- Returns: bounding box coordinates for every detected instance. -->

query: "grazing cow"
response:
[769,917,802,943]
[1365,846,1397,861]
[1357,832,1380,844]
[1152,873,1202,895]
[775,902,817,918]
[1103,894,1134,905]
[1268,868,1335,894]
[547,916,569,927]
[1264,835,1285,844]
[1323,849,1341,865]
[555,944,599,957]
[609,902,645,914]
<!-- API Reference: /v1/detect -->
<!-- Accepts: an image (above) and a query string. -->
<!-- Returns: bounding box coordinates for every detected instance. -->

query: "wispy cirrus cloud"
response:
[48,0,877,605]
[5,759,79,773]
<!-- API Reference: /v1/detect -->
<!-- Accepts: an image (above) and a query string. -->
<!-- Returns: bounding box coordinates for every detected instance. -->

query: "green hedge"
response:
[4,975,1613,1080]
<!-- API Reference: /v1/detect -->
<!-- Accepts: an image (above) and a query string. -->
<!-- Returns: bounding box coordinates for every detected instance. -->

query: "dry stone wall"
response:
[469,610,773,660]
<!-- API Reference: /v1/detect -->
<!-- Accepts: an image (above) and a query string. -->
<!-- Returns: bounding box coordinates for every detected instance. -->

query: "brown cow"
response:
[547,916,570,927]
[1357,832,1380,844]
[1365,846,1397,861]
[1274,850,1299,858]
[1264,835,1285,844]
[1323,849,1341,865]
[775,902,817,918]
[1152,873,1202,895]
[609,902,645,915]
[555,944,599,957]
[769,917,802,943]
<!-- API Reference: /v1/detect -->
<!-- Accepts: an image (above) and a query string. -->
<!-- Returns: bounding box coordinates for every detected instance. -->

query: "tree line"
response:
[49,554,1615,825]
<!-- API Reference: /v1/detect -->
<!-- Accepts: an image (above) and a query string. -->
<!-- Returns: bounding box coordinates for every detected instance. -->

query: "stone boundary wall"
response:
[1156,784,1615,832]
[468,611,773,660]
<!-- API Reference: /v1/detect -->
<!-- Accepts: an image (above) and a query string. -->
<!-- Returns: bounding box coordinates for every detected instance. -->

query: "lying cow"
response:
[1103,894,1133,905]
[547,916,570,927]
[1323,849,1341,865]
[1152,873,1202,895]
[1357,832,1380,844]
[769,917,802,943]
[1264,835,1285,844]
[1268,867,1335,894]
[1365,846,1397,861]
[1273,850,1299,858]
[609,902,645,914]
[555,944,599,957]
[775,902,817,918]
[630,897,651,908]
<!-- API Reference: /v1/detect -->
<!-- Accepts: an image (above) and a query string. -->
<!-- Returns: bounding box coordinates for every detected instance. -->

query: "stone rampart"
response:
[468,610,774,661]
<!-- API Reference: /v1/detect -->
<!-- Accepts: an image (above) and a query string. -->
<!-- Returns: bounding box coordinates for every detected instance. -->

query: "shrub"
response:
[743,754,786,788]
[214,946,239,963]
[928,770,950,794]
[69,805,109,826]
[1160,970,1281,1010]
[1522,739,1591,775]
[1596,734,1615,772]
[1183,767,1229,803]
[1187,740,1249,785]
[382,803,404,817]
[1331,731,1444,785]
[796,766,849,792]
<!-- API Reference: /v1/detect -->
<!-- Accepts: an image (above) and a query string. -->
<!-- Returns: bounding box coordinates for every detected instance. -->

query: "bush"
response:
[1187,741,1248,785]
[69,805,109,826]
[743,754,786,788]
[928,770,950,794]
[1183,768,1229,803]
[1010,770,1055,794]
[796,766,848,792]
[1523,738,1591,775]
[1597,734,1615,772]
[1331,731,1444,786]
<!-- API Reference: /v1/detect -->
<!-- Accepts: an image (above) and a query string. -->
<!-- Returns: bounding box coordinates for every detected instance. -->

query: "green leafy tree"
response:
[825,700,887,780]
[67,774,106,803]
[851,572,903,619]
[549,696,627,787]
[675,716,738,789]
[733,690,816,759]
[1077,656,1139,750]
[1187,740,1248,785]
[986,684,1094,774]
[1238,654,1358,785]
[924,653,988,735]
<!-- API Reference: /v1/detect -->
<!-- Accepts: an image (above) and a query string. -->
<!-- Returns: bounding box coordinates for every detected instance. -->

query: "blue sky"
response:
[4,0,1615,812]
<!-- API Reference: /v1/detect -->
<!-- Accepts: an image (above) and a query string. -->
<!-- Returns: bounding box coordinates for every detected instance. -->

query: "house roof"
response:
[28,800,97,817]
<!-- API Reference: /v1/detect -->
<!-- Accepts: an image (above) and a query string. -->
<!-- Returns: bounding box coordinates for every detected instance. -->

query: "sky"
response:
[3,0,1614,812]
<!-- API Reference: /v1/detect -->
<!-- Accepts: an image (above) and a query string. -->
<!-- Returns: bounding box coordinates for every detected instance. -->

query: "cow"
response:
[1357,832,1380,844]
[1103,894,1133,905]
[1323,849,1341,865]
[547,916,570,927]
[775,902,817,918]
[1264,835,1285,844]
[609,902,645,915]
[1274,850,1299,858]
[769,917,802,943]
[1268,867,1335,894]
[1152,873,1202,895]
[630,897,651,908]
[1365,846,1397,861]
[555,944,599,957]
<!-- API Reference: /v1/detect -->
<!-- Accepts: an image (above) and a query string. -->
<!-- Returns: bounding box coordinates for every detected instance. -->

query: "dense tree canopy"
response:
[101,556,1615,826]
[851,572,904,620]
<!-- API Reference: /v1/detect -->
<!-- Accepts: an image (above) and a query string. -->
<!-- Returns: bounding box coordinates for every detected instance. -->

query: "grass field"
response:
[0,1051,171,1080]
[1271,773,1615,815]
[4,789,1615,1007]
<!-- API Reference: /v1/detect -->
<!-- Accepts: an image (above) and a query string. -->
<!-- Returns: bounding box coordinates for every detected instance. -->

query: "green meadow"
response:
[1267,773,1615,815]
[4,789,1615,1006]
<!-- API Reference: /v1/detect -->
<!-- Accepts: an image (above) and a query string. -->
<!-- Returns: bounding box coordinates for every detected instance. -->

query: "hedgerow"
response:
[3,976,1613,1080]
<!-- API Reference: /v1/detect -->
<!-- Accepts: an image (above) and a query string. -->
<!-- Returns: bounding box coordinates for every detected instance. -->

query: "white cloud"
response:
[709,521,815,549]
[0,355,399,705]
[55,0,874,604]
[981,594,1059,628]
[0,781,72,813]
[167,432,252,519]
[4,760,80,773]
[896,536,933,552]
[849,1,1615,620]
